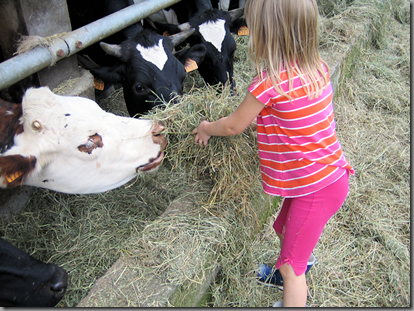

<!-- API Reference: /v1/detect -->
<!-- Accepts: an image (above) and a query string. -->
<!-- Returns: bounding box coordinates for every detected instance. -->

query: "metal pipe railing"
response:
[0,0,181,91]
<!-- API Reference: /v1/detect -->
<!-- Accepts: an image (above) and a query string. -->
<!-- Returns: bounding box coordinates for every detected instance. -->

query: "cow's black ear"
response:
[175,44,206,68]
[90,62,126,85]
[230,17,248,35]
[154,22,181,36]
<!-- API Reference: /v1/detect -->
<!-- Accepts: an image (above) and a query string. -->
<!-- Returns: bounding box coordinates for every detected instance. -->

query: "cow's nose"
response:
[50,266,68,296]
[151,122,167,150]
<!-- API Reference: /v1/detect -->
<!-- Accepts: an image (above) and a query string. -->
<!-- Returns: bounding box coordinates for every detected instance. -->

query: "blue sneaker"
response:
[272,300,310,307]
[256,253,316,290]
[256,263,284,290]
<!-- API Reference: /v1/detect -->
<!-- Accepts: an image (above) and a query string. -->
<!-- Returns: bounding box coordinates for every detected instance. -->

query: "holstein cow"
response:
[0,87,167,194]
[67,0,207,117]
[154,8,244,90]
[89,28,206,117]
[0,237,68,307]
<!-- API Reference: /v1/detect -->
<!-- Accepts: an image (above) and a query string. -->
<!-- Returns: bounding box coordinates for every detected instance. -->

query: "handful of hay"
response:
[145,83,261,218]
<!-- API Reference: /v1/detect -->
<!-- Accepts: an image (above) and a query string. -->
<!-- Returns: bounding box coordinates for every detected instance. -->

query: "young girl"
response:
[192,0,354,307]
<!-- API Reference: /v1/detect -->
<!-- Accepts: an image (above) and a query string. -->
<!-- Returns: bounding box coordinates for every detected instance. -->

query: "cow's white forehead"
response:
[199,19,226,52]
[136,39,168,71]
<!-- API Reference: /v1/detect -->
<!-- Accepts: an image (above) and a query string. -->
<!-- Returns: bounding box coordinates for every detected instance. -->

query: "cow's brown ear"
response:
[0,155,36,188]
[0,100,23,154]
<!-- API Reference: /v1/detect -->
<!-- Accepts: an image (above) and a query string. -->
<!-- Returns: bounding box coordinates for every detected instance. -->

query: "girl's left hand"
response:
[192,120,211,147]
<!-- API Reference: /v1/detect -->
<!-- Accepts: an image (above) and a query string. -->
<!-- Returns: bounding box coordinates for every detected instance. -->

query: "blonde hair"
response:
[245,0,329,100]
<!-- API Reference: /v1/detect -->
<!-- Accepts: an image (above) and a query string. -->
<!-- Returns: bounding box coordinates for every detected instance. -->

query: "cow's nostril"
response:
[151,122,165,136]
[50,281,67,294]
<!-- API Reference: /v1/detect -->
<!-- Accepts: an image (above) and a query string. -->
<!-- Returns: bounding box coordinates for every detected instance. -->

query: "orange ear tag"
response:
[238,26,250,36]
[185,58,198,72]
[5,171,23,183]
[94,78,105,91]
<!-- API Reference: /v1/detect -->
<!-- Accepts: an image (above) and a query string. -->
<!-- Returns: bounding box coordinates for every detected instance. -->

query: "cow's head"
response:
[0,238,68,307]
[156,9,242,91]
[89,29,206,117]
[189,9,238,89]
[0,87,167,194]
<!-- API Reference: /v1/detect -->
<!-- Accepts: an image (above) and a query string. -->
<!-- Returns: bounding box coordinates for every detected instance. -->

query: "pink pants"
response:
[273,171,349,276]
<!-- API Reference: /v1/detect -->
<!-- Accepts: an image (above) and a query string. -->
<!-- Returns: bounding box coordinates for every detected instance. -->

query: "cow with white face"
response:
[0,87,167,194]
[152,8,244,91]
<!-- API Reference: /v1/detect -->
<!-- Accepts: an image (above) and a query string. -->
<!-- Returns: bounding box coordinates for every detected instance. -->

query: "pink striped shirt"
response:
[248,67,354,197]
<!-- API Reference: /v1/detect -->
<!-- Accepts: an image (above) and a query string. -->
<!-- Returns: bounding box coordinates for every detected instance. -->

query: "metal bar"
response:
[0,0,181,91]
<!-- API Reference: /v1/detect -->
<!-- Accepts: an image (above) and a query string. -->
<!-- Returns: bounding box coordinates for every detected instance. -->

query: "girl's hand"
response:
[192,120,211,147]
[191,92,264,147]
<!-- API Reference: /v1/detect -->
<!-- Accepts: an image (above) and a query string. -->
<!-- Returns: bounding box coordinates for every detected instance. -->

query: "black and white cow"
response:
[0,87,167,194]
[88,28,206,117]
[67,0,207,117]
[154,8,244,90]
[0,237,68,307]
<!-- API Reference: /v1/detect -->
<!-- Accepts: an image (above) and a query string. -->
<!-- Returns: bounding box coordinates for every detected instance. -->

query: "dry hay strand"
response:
[98,86,130,116]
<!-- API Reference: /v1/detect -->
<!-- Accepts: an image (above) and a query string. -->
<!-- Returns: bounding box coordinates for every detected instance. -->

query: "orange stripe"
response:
[272,95,332,120]
[252,79,308,101]
[260,158,311,171]
[258,134,338,154]
[260,145,351,172]
[262,165,338,189]
[257,112,335,137]
[251,71,290,95]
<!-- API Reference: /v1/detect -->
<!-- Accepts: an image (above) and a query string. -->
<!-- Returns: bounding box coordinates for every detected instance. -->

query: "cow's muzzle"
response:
[151,122,167,149]
[137,122,167,172]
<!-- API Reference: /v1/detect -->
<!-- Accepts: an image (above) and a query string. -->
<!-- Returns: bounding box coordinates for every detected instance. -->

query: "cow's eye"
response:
[32,120,42,131]
[134,84,146,94]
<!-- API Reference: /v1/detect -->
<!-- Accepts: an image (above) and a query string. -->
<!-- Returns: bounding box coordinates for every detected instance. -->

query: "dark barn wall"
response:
[0,0,28,60]
[0,0,80,93]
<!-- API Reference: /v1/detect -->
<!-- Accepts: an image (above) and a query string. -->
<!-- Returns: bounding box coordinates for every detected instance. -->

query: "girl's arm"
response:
[192,91,265,146]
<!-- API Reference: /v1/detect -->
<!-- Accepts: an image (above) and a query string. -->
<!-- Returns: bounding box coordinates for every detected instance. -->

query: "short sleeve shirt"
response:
[248,66,354,197]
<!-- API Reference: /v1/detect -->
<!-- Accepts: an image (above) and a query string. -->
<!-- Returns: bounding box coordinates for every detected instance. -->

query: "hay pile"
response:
[145,84,262,219]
